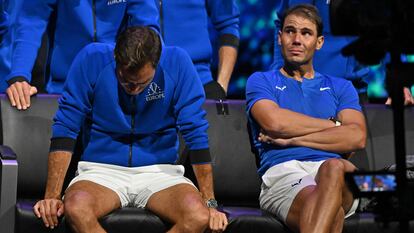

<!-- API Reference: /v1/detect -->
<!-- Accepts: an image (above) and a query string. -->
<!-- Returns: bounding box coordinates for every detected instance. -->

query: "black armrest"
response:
[0,145,17,160]
[0,145,18,233]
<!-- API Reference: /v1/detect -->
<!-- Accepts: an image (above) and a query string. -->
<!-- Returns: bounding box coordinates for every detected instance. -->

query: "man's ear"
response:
[316,35,324,50]
[278,31,282,45]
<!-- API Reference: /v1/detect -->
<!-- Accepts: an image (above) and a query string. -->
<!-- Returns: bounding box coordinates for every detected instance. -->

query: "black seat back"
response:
[361,105,414,170]
[203,100,261,207]
[0,94,59,199]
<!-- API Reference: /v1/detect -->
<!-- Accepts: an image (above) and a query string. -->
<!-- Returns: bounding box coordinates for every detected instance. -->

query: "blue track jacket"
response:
[0,2,7,37]
[4,0,159,93]
[51,43,210,167]
[156,0,240,85]
[0,0,23,91]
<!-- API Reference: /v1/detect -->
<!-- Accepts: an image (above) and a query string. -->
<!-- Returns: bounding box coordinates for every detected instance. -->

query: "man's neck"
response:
[280,63,315,82]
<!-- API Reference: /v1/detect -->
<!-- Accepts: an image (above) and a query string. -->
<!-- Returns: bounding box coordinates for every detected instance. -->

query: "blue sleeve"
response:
[336,80,362,114]
[172,48,209,151]
[245,72,277,115]
[0,2,8,37]
[127,0,160,34]
[206,0,240,48]
[51,45,99,145]
[6,0,55,83]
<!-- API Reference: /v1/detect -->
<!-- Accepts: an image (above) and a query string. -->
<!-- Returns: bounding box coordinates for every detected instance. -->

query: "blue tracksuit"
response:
[270,0,371,93]
[3,0,159,93]
[0,1,7,36]
[246,70,361,175]
[51,43,209,167]
[0,0,23,91]
[155,0,240,85]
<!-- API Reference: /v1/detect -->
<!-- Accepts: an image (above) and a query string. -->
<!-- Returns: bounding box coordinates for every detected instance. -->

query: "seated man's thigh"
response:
[259,160,323,223]
[146,183,208,224]
[314,159,358,216]
[64,180,121,218]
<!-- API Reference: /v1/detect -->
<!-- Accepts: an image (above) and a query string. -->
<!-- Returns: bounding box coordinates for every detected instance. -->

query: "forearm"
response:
[291,124,366,153]
[269,109,335,138]
[44,151,72,199]
[8,41,41,82]
[252,100,335,138]
[217,46,237,92]
[8,1,52,82]
[192,163,215,200]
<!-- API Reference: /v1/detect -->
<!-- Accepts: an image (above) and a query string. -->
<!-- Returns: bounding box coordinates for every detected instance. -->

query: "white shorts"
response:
[259,160,359,222]
[66,161,195,208]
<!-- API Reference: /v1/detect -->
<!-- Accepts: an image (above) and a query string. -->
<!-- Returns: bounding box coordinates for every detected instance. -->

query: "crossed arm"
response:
[251,99,367,154]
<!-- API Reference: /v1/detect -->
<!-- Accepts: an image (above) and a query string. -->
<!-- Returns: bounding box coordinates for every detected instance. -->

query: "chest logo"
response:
[275,85,287,91]
[320,87,331,91]
[145,82,165,102]
[107,0,126,6]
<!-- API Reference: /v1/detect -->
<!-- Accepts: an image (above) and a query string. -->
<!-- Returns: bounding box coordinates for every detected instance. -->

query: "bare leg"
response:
[336,159,357,213]
[285,159,351,233]
[146,183,209,233]
[329,207,345,233]
[64,181,121,233]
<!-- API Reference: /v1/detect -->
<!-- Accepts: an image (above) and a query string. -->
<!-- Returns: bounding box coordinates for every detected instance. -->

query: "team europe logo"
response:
[107,0,126,6]
[145,82,165,102]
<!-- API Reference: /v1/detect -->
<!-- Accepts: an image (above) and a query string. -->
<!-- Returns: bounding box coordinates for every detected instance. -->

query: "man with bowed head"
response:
[33,26,227,233]
[3,0,159,110]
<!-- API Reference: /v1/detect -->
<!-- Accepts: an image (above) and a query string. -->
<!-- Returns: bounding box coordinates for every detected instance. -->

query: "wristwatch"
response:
[206,199,218,208]
[329,117,342,126]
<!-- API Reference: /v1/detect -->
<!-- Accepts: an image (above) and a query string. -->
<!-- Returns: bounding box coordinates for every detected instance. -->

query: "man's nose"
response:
[293,33,302,44]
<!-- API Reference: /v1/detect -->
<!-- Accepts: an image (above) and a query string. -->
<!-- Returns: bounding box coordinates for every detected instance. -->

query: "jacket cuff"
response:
[189,148,212,164]
[6,76,29,86]
[219,34,239,49]
[50,137,76,153]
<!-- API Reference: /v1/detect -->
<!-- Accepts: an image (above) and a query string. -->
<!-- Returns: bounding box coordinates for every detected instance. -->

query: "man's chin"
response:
[123,89,142,96]
[286,60,306,67]
[127,92,141,96]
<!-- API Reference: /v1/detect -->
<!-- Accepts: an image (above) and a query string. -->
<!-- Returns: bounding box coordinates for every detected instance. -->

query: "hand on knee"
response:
[208,208,228,232]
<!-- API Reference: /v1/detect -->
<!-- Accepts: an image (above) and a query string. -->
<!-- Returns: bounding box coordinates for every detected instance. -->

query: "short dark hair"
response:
[280,4,323,37]
[114,26,161,71]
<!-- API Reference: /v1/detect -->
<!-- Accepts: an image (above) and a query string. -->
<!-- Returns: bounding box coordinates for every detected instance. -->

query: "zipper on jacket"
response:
[92,0,98,42]
[159,0,164,38]
[129,96,136,167]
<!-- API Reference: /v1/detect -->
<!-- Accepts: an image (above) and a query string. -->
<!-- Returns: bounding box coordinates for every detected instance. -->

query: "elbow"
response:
[353,128,367,151]
[355,137,366,151]
[261,120,286,137]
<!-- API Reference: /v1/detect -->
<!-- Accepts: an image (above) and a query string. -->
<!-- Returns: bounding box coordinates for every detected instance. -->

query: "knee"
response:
[321,159,345,175]
[64,191,95,222]
[319,159,346,182]
[181,196,209,232]
[335,207,345,220]
[187,207,209,230]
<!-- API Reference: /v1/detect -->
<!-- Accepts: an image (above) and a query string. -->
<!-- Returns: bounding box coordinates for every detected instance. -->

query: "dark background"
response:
[209,0,414,100]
